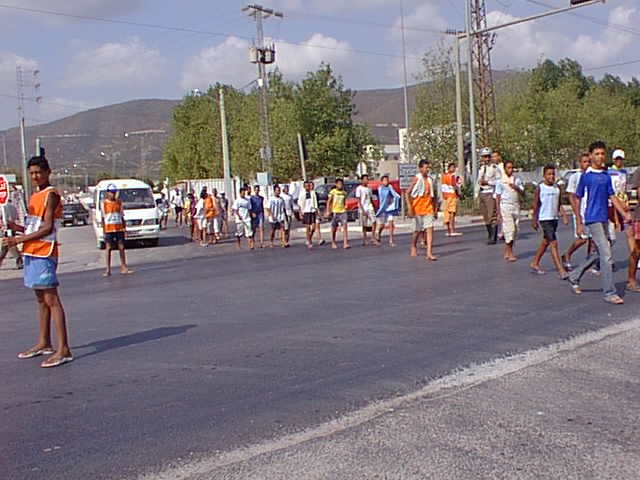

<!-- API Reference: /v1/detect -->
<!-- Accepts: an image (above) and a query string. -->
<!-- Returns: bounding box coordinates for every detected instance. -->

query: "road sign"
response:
[399,163,418,189]
[1,174,16,183]
[0,175,9,206]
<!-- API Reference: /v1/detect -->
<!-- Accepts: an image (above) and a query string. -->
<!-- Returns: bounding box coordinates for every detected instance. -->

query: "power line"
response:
[0,3,426,61]
[524,0,640,38]
[583,58,640,73]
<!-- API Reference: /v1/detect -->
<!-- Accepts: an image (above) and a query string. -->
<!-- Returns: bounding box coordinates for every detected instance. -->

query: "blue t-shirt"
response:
[250,194,264,217]
[576,168,614,225]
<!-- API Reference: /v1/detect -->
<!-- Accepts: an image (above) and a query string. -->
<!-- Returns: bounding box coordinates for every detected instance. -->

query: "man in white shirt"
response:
[0,197,24,270]
[354,174,379,246]
[496,159,524,262]
[477,147,501,244]
[232,187,254,250]
[170,187,184,227]
[281,184,294,248]
[266,185,288,248]
[299,181,319,248]
[562,153,591,269]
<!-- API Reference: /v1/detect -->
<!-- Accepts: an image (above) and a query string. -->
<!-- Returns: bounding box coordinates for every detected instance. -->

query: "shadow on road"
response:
[73,324,197,359]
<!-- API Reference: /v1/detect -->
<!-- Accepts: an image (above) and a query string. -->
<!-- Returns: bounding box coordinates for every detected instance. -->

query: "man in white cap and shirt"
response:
[609,149,633,252]
[477,147,501,244]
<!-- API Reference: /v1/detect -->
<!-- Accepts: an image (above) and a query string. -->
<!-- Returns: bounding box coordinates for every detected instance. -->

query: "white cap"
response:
[612,149,625,160]
[479,147,493,157]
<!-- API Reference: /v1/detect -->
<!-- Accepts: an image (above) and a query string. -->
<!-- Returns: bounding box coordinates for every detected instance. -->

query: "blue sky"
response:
[0,0,638,129]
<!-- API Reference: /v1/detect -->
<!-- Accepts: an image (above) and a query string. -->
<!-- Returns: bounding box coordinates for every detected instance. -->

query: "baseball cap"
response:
[480,147,493,156]
[106,183,118,192]
[612,149,625,160]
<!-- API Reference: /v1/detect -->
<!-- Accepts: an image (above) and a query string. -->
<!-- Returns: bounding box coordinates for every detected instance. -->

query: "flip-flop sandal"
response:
[426,257,439,262]
[103,272,111,277]
[569,282,582,295]
[41,356,74,369]
[18,349,54,359]
[120,270,135,275]
[626,285,640,293]
[604,295,624,305]
[559,273,570,281]
[529,267,546,275]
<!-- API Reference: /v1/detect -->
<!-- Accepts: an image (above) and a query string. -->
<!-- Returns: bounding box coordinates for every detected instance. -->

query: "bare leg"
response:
[361,226,367,246]
[389,221,396,246]
[563,238,587,264]
[270,227,276,247]
[411,231,420,256]
[236,236,241,250]
[343,224,350,249]
[550,240,568,277]
[450,213,456,234]
[117,243,130,274]
[425,227,437,260]
[259,227,264,248]
[42,289,72,361]
[331,227,338,249]
[104,244,112,276]
[627,240,640,288]
[18,290,53,355]
[531,240,549,270]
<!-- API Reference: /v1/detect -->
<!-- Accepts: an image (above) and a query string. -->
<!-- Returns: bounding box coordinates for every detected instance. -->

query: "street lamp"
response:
[123,129,167,179]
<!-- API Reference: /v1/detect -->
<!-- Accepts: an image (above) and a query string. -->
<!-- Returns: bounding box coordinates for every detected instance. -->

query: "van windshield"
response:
[99,188,155,210]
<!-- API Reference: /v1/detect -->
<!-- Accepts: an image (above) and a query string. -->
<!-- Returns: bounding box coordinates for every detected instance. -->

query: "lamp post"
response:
[123,129,167,179]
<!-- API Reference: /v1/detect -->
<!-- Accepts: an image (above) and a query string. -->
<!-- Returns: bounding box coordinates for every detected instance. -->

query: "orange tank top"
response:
[411,177,434,216]
[205,196,217,219]
[441,173,458,200]
[103,199,125,233]
[23,186,62,258]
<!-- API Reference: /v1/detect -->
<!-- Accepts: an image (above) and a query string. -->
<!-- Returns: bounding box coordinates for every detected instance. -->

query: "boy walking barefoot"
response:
[496,160,524,262]
[530,165,569,278]
[561,153,591,269]
[327,179,350,249]
[233,187,255,250]
[441,163,463,237]
[569,141,631,304]
[376,175,401,246]
[3,156,73,368]
[406,159,438,261]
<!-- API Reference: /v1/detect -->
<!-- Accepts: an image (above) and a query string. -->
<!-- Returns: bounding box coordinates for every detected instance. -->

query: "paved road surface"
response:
[1,222,637,480]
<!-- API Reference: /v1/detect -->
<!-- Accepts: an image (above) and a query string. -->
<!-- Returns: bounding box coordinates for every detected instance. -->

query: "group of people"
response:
[478,142,639,305]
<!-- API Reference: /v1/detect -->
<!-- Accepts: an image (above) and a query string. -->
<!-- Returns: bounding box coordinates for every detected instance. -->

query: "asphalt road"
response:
[1,222,637,480]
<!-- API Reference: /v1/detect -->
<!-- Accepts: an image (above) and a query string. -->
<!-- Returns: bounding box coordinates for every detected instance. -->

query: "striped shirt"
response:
[267,196,287,222]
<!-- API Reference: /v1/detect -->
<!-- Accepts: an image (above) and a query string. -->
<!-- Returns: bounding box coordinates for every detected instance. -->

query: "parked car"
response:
[345,179,401,222]
[62,203,90,227]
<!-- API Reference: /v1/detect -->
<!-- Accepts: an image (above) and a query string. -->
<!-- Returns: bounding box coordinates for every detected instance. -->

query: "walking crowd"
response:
[3,139,640,368]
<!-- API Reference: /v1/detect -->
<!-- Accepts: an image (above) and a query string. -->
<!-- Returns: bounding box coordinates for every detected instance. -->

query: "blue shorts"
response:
[24,256,59,290]
[105,231,126,247]
[252,214,265,230]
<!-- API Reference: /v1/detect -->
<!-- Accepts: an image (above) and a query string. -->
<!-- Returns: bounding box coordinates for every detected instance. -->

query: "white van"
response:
[93,179,160,249]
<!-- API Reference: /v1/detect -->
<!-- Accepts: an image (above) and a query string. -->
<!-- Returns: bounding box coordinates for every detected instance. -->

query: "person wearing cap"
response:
[102,184,132,276]
[477,147,501,244]
[608,149,630,245]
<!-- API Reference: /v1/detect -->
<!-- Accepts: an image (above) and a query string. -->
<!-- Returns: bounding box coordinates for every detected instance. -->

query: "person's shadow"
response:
[73,324,197,360]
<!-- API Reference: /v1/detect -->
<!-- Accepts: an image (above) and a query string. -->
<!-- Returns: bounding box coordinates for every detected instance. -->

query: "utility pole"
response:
[123,129,167,179]
[244,4,283,178]
[0,135,7,169]
[219,88,234,203]
[400,0,411,163]
[464,1,479,187]
[454,38,465,181]
[297,133,307,180]
[16,66,29,198]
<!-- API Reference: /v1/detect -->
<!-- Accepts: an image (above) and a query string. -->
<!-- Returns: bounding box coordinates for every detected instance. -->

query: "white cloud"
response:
[488,6,638,70]
[0,0,144,19]
[66,37,166,88]
[180,34,354,91]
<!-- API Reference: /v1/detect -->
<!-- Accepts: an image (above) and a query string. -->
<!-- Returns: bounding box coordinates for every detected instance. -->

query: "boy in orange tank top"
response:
[2,156,73,368]
[102,184,132,276]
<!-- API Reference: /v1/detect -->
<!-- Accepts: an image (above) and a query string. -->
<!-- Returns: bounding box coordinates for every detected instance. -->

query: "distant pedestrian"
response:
[627,167,640,292]
[233,187,254,250]
[568,141,631,304]
[157,193,169,230]
[0,192,24,270]
[266,185,288,248]
[376,175,401,246]
[186,192,198,241]
[250,185,265,249]
[406,159,438,261]
[327,178,350,249]
[477,147,501,244]
[171,187,184,226]
[355,175,378,246]
[205,191,217,245]
[3,156,73,368]
[101,183,132,276]
[562,153,592,270]
[495,160,524,262]
[310,181,325,246]
[194,191,208,247]
[281,184,294,248]
[299,181,319,248]
[440,163,463,237]
[220,192,229,237]
[530,165,569,277]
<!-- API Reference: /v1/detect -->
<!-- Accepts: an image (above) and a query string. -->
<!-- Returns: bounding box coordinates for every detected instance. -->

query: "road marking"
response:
[140,317,640,480]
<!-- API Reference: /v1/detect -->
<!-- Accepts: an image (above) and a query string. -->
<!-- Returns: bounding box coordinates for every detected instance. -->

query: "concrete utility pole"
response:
[16,66,29,198]
[219,88,234,203]
[400,0,411,163]
[454,38,465,181]
[123,129,167,178]
[464,1,479,186]
[243,4,283,177]
[0,135,7,169]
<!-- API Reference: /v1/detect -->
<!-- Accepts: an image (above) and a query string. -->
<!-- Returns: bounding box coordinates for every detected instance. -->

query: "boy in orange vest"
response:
[102,184,132,276]
[441,162,462,237]
[2,156,73,368]
[406,159,438,261]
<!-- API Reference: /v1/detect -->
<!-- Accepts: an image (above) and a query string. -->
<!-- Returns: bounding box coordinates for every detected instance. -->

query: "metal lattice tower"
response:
[470,0,498,147]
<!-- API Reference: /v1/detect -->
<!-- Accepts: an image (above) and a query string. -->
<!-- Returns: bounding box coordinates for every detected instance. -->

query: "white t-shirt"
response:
[233,197,252,222]
[280,192,293,215]
[194,199,206,220]
[538,183,560,221]
[355,185,373,212]
[171,191,183,207]
[495,176,523,208]
[267,196,286,222]
[567,171,587,221]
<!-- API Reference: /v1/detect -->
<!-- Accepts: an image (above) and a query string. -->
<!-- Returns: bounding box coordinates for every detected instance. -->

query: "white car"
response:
[93,179,160,249]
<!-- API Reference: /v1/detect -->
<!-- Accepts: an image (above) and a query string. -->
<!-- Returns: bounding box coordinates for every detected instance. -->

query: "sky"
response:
[0,0,638,130]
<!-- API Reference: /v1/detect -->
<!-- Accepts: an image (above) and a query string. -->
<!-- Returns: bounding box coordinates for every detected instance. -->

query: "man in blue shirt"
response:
[568,141,631,304]
[250,185,265,249]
